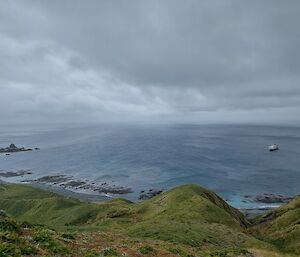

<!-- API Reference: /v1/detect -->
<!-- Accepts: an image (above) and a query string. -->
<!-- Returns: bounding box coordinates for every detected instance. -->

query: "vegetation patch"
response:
[0,212,70,256]
[101,248,119,256]
[205,248,251,257]
[84,250,101,257]
[0,242,21,257]
[139,245,156,254]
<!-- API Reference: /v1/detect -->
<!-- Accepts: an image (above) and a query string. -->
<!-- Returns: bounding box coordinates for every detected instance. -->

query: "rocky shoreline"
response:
[0,171,133,196]
[0,170,293,214]
[23,174,133,195]
[243,193,292,204]
[0,170,166,200]
[0,170,32,177]
[237,193,293,218]
[139,189,163,200]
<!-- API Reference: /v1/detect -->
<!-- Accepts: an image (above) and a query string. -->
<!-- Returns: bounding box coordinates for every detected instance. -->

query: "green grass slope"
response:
[123,184,251,248]
[0,184,100,229]
[0,184,251,250]
[252,195,300,254]
[1,183,299,256]
[0,211,256,257]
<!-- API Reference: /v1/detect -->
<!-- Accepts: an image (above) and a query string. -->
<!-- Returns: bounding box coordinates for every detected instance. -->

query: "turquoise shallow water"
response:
[0,123,300,208]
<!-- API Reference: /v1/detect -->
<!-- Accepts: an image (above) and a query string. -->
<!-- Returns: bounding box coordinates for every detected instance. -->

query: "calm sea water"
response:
[1,124,300,208]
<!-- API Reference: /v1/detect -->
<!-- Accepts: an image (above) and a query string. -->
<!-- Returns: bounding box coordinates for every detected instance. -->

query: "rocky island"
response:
[0,143,34,153]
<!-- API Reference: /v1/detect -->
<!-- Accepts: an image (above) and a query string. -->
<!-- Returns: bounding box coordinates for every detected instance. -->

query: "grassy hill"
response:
[251,195,300,254]
[119,185,250,248]
[0,183,299,256]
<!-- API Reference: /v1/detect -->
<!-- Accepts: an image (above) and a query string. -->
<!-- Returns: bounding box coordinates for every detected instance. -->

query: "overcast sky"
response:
[1,0,300,124]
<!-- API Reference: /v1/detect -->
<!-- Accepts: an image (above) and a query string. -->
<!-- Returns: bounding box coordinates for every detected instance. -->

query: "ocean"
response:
[1,123,300,209]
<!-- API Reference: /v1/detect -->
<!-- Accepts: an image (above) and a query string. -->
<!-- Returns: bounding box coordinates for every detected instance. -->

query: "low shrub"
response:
[41,240,69,255]
[33,229,69,255]
[20,245,38,255]
[84,250,101,257]
[205,248,250,257]
[61,233,76,240]
[101,248,119,256]
[0,242,21,257]
[1,232,21,244]
[0,218,21,233]
[33,229,53,242]
[139,245,155,254]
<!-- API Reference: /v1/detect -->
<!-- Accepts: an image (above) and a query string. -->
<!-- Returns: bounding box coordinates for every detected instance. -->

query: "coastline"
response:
[0,178,280,218]
[27,182,111,203]
[0,179,109,203]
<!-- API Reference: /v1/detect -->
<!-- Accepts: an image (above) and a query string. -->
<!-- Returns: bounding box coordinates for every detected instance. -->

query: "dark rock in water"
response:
[0,170,32,177]
[93,185,133,195]
[64,180,86,188]
[24,174,133,195]
[10,144,16,148]
[139,189,163,200]
[0,144,34,153]
[244,193,292,204]
[31,175,71,184]
[5,153,10,156]
[255,194,292,203]
[34,147,40,150]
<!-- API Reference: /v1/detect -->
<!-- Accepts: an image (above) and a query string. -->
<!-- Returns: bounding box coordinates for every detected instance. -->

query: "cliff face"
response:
[0,183,299,257]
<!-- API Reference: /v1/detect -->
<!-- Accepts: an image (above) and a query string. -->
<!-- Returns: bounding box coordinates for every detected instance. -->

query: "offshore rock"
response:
[0,143,33,153]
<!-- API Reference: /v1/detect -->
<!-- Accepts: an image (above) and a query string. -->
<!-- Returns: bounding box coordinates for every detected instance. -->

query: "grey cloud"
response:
[0,0,300,124]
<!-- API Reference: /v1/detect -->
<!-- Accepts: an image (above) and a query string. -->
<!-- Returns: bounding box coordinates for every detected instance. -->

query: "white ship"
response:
[268,144,279,151]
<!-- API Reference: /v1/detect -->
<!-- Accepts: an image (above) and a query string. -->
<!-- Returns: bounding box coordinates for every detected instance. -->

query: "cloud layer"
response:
[1,0,300,124]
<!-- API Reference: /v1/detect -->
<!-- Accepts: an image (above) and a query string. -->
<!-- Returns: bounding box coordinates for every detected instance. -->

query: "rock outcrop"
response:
[0,144,33,153]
